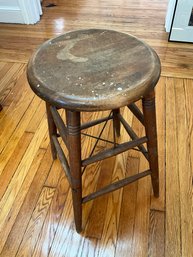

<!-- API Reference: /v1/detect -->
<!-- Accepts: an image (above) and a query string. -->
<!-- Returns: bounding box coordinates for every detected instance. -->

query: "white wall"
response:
[0,0,42,24]
[0,0,19,7]
[165,0,177,32]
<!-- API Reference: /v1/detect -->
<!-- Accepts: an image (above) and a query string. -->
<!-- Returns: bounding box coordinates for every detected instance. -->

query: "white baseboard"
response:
[0,7,25,24]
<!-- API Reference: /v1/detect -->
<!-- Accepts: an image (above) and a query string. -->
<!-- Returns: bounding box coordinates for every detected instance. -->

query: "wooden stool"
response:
[27,29,161,233]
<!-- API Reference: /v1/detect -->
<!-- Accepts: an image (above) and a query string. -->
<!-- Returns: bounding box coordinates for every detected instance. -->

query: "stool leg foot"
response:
[46,103,57,160]
[66,110,82,233]
[113,109,121,137]
[142,90,159,197]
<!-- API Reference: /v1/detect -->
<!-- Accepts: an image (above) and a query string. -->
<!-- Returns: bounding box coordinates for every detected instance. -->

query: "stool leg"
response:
[113,109,121,137]
[46,103,57,160]
[142,90,159,197]
[66,110,82,232]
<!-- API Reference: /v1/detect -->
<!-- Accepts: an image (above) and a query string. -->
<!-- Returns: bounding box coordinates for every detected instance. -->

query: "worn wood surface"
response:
[27,29,160,111]
[0,0,193,256]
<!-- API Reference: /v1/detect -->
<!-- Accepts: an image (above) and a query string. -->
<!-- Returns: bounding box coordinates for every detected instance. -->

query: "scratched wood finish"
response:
[27,29,160,111]
[0,0,193,256]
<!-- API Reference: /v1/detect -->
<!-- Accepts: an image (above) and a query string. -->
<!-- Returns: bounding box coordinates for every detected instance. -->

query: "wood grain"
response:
[165,78,181,257]
[0,0,192,256]
[0,132,33,200]
[175,79,192,257]
[0,148,46,254]
[148,210,165,257]
[0,95,41,175]
[115,156,139,257]
[151,76,166,211]
[16,187,55,257]
[130,155,151,257]
[0,146,54,257]
[0,119,48,252]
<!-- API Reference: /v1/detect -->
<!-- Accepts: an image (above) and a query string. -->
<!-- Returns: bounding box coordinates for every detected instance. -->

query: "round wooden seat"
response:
[27,29,161,111]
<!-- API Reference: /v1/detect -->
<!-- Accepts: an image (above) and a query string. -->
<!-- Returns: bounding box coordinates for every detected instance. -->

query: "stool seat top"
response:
[27,29,161,111]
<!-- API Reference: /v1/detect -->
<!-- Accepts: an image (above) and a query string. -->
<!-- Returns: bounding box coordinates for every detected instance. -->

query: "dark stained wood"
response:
[142,90,159,197]
[82,136,148,166]
[118,113,148,160]
[27,29,161,111]
[66,110,82,232]
[113,109,121,137]
[128,103,145,125]
[81,114,113,130]
[52,135,71,185]
[82,169,151,203]
[46,102,57,159]
[50,105,68,147]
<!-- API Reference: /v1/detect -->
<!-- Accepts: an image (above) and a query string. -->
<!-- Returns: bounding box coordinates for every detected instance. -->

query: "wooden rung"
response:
[128,103,144,125]
[81,114,113,130]
[52,135,72,185]
[82,136,147,166]
[82,169,151,203]
[118,113,148,160]
[50,106,68,148]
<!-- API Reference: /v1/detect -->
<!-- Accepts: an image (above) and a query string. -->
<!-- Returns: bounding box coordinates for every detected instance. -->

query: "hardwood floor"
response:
[0,0,192,256]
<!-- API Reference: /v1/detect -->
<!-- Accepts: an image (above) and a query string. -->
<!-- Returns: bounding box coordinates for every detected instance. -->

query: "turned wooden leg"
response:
[142,90,159,197]
[46,102,57,160]
[66,110,82,233]
[113,109,121,137]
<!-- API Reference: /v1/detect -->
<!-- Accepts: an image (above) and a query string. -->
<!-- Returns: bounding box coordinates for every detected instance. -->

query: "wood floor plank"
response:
[183,79,193,257]
[175,79,192,257]
[0,84,34,154]
[48,188,73,257]
[44,159,63,188]
[0,62,13,82]
[0,132,33,200]
[32,173,69,257]
[26,101,46,133]
[130,155,151,257]
[0,146,54,257]
[151,76,166,211]
[0,63,25,102]
[0,70,32,127]
[148,210,165,257]
[0,95,42,175]
[0,117,48,252]
[96,160,124,257]
[114,156,139,257]
[77,238,99,257]
[0,148,45,254]
[165,78,181,257]
[2,68,29,107]
[15,187,55,257]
